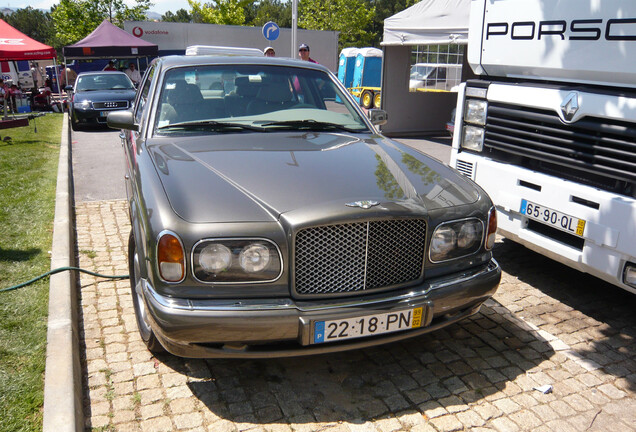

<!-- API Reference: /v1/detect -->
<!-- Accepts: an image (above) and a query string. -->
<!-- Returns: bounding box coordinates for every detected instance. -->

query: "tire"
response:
[361,90,373,109]
[128,231,165,354]
[373,92,381,109]
[70,114,80,131]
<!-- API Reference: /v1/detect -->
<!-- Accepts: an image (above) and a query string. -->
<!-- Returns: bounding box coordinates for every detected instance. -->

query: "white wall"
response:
[124,21,339,72]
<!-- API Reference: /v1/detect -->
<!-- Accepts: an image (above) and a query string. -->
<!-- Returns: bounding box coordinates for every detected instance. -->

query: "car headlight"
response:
[430,218,484,262]
[464,99,487,125]
[192,239,282,283]
[73,100,92,110]
[461,125,485,152]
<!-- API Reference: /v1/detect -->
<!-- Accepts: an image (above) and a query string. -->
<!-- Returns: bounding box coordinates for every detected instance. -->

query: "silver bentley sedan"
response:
[108,55,501,358]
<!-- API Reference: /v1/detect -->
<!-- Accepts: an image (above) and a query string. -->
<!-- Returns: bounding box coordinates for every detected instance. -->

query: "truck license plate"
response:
[520,199,586,237]
[313,307,423,344]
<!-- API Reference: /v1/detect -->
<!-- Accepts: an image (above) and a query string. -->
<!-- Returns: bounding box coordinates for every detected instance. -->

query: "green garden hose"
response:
[0,267,129,293]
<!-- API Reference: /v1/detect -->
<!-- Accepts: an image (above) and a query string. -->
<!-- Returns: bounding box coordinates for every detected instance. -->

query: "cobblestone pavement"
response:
[76,200,635,432]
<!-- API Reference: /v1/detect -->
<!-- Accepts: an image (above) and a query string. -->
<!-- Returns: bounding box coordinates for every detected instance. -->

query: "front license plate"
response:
[313,307,423,344]
[520,199,586,237]
[99,111,111,117]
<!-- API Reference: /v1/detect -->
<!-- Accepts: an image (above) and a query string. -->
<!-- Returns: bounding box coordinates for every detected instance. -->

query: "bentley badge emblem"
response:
[560,92,579,122]
[346,200,380,209]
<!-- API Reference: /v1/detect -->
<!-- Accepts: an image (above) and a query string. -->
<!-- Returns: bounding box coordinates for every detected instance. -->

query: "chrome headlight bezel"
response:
[191,238,282,284]
[429,218,485,263]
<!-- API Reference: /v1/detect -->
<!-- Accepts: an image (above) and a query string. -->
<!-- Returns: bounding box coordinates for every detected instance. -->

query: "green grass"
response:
[0,113,63,432]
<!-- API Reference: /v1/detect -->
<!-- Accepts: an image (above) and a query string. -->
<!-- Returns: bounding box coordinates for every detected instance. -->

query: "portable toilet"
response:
[351,47,383,108]
[337,48,359,89]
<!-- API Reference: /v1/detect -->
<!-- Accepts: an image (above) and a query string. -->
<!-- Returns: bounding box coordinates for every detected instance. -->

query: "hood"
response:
[74,89,136,102]
[147,132,480,224]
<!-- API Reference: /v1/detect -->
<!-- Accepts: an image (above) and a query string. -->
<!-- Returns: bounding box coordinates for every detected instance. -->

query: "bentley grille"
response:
[294,219,426,296]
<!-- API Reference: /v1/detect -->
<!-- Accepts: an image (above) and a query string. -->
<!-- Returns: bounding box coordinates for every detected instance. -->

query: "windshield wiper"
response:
[158,120,265,132]
[261,120,362,132]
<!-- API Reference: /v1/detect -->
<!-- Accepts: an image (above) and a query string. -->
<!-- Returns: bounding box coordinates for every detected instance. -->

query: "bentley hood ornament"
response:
[346,200,380,209]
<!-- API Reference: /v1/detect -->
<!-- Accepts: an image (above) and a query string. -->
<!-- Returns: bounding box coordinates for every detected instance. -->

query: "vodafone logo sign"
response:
[132,27,169,37]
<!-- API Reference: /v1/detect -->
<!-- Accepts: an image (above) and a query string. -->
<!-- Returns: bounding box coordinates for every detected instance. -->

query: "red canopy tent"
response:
[0,19,57,123]
[0,19,57,61]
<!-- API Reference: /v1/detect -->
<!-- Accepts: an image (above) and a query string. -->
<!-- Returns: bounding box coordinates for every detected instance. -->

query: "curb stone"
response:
[42,113,84,432]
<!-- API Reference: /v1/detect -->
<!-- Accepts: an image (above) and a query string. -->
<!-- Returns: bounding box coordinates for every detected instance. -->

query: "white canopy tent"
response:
[380,0,472,136]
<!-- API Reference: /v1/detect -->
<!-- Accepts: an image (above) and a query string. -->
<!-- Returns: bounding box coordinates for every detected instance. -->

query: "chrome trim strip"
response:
[144,259,499,313]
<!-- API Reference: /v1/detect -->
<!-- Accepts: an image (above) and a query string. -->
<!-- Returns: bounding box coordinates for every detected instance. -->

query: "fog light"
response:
[624,263,636,288]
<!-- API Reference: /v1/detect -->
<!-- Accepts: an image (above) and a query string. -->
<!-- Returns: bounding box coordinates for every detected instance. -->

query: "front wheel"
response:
[128,231,164,354]
[361,90,373,109]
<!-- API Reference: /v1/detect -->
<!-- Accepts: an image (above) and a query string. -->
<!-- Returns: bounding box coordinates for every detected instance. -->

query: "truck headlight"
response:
[192,239,282,283]
[430,219,484,262]
[461,125,485,152]
[464,99,487,125]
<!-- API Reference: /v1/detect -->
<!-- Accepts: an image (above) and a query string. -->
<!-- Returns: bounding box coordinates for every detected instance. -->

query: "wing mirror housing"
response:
[107,110,138,131]
[368,109,388,126]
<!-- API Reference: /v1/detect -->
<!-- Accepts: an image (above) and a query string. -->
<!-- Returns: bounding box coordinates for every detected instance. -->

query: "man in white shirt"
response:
[125,62,141,85]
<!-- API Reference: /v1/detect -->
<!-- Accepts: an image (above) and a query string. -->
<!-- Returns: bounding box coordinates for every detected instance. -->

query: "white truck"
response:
[450,0,636,294]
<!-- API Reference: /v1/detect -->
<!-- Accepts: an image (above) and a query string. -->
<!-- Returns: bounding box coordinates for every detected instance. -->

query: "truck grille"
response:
[484,103,636,196]
[93,101,129,110]
[294,219,426,297]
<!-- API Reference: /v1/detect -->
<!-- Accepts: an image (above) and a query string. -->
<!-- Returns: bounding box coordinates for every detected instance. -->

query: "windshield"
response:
[154,64,370,135]
[410,65,434,80]
[76,73,135,91]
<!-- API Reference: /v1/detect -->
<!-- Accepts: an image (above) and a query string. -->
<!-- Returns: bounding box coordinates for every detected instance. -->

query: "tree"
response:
[247,0,291,28]
[161,9,192,22]
[50,0,152,48]
[299,0,375,50]
[187,0,255,25]
[0,7,55,47]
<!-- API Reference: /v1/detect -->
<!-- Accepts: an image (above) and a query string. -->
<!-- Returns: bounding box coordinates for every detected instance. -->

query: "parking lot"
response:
[73,134,635,432]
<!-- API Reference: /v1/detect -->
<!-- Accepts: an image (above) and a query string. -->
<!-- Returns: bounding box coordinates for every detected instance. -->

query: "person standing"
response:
[298,44,317,63]
[125,62,141,85]
[59,63,77,88]
[103,61,117,71]
[264,46,275,57]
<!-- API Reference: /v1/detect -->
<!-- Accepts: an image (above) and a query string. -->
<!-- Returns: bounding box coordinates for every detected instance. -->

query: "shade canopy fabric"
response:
[382,0,470,46]
[63,19,158,59]
[0,19,56,60]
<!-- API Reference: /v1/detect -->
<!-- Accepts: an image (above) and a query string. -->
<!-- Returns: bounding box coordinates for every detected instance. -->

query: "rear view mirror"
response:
[368,109,388,126]
[107,110,138,131]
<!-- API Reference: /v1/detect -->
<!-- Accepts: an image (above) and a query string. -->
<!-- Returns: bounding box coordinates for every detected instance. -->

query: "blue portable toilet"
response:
[337,47,358,89]
[351,48,382,107]
[351,47,382,90]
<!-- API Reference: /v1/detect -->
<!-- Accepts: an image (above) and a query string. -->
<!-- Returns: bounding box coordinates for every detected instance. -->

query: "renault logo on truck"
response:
[560,92,579,122]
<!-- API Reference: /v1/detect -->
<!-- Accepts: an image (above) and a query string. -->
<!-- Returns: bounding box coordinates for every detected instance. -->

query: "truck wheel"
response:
[361,90,373,109]
[128,231,165,354]
[373,92,381,109]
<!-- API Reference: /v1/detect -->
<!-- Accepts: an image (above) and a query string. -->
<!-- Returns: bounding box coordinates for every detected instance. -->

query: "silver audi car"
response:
[108,55,501,358]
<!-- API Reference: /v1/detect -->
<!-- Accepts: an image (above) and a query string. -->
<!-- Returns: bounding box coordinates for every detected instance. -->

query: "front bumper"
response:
[142,259,501,358]
[72,107,126,125]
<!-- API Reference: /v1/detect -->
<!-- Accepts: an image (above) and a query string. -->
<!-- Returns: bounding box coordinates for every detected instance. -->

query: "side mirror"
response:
[107,110,138,131]
[64,85,73,92]
[368,109,388,126]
